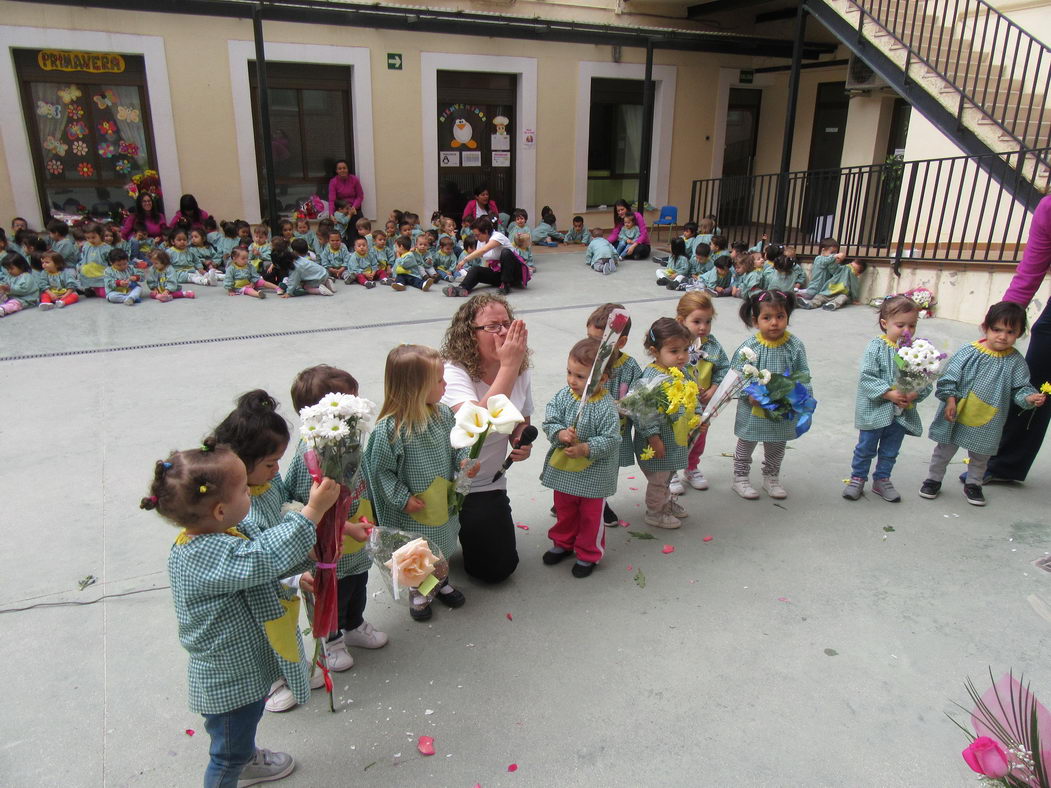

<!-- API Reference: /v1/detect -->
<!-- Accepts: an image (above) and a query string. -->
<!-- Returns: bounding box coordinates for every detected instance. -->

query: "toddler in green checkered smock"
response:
[363,345,479,623]
[143,440,340,786]
[920,301,1046,507]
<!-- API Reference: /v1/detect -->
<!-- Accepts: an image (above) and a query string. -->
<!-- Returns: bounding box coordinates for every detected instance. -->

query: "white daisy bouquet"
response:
[448,394,524,509]
[893,332,946,406]
[298,391,378,641]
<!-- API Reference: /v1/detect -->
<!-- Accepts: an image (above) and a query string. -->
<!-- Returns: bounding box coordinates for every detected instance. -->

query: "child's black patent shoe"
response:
[963,483,987,506]
[435,585,466,608]
[571,561,595,578]
[919,479,942,499]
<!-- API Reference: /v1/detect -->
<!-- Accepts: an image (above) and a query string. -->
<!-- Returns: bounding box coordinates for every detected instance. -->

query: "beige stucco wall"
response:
[0,1,756,232]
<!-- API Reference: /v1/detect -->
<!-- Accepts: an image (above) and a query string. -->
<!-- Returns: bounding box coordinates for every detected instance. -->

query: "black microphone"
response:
[491,425,539,482]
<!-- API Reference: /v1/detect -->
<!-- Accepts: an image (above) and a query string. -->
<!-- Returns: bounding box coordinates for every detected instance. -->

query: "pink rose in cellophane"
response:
[385,537,438,586]
[961,737,1010,778]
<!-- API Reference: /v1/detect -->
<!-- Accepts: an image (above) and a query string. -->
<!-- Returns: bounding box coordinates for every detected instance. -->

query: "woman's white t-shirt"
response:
[441,361,533,494]
[481,231,513,264]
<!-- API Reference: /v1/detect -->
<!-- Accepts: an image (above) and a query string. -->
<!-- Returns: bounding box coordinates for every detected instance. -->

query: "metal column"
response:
[773,4,807,241]
[636,39,656,215]
[253,5,280,232]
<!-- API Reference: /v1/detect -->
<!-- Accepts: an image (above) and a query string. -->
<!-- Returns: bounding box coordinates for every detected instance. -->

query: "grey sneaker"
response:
[762,475,788,499]
[666,498,688,518]
[842,477,865,500]
[237,748,294,786]
[872,478,901,502]
[732,476,760,500]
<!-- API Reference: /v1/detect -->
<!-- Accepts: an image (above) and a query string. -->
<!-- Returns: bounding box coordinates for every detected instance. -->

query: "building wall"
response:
[0,2,753,233]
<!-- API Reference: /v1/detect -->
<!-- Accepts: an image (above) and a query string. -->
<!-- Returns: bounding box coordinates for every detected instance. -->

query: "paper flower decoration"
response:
[37,101,62,119]
[71,140,87,156]
[57,85,82,104]
[66,121,87,140]
[44,135,68,157]
[76,162,95,177]
[97,120,116,135]
[119,141,140,156]
[115,159,132,174]
[97,142,115,158]
[66,103,84,119]
[117,105,140,123]
[93,89,117,109]
[46,159,64,175]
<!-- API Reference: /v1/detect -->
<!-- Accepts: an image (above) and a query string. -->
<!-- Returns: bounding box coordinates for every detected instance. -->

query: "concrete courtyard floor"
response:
[2,252,1050,787]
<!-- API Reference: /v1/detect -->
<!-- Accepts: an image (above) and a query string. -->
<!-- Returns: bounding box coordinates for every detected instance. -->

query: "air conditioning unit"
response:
[845,54,887,91]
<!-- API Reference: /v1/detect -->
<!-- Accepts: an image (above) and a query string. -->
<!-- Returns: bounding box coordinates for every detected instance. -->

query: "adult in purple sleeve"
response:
[121,193,168,240]
[327,159,363,217]
[606,198,651,259]
[169,194,210,231]
[987,194,1051,482]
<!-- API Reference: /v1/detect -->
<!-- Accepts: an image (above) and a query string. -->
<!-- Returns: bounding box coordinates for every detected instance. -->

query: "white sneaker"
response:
[685,469,709,490]
[190,272,211,286]
[318,284,335,296]
[732,476,760,500]
[207,269,222,286]
[762,476,788,499]
[341,620,389,649]
[668,476,685,496]
[667,498,688,519]
[321,634,354,671]
[264,679,298,713]
[309,669,325,690]
[55,299,66,308]
[644,508,681,529]
[38,302,55,311]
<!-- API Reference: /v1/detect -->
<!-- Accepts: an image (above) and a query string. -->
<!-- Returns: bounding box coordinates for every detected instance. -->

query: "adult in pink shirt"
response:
[121,193,168,240]
[327,159,363,217]
[461,184,499,227]
[169,194,210,231]
[987,194,1051,482]
[606,199,650,259]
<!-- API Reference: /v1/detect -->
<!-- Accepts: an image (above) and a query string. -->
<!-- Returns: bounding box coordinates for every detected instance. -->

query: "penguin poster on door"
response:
[438,103,486,155]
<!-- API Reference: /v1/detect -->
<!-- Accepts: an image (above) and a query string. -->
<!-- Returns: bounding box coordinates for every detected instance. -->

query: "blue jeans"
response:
[202,698,266,787]
[615,240,628,256]
[396,273,426,289]
[850,422,907,481]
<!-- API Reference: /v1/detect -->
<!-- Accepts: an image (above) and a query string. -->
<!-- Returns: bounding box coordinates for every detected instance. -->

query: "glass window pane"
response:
[269,89,304,179]
[95,84,150,180]
[614,104,642,175]
[300,89,347,178]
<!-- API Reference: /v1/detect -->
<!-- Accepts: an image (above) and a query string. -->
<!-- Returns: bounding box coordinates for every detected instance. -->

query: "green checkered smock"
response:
[286,440,371,578]
[731,332,812,442]
[928,341,1037,454]
[362,405,467,559]
[762,265,807,292]
[632,364,691,472]
[540,387,621,499]
[168,514,315,714]
[607,352,643,467]
[806,254,837,295]
[246,475,314,576]
[855,335,930,435]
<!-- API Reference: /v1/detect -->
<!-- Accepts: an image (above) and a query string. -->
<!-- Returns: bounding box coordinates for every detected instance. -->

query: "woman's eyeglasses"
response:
[472,321,512,333]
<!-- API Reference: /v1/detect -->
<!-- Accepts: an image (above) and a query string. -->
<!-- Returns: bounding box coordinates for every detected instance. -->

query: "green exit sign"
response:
[387,53,403,70]
[740,69,754,84]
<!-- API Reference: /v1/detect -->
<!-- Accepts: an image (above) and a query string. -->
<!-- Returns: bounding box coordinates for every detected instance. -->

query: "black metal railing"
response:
[853,0,1051,159]
[689,147,1050,268]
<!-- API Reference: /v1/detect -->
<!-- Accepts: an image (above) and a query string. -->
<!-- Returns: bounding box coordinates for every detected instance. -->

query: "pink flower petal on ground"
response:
[626,475,636,479]
[777,597,790,602]
[184,729,195,736]
[662,545,675,554]
[508,763,518,772]
[618,519,630,528]
[702,536,713,542]
[417,736,435,756]
[628,487,639,491]
[506,613,513,621]
[627,564,633,571]
[515,523,529,530]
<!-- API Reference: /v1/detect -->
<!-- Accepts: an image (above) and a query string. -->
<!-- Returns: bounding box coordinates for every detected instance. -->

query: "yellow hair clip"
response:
[199,485,208,493]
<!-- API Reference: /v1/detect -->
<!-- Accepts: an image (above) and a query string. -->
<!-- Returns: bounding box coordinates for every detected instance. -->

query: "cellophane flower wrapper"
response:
[618,375,674,433]
[573,309,630,426]
[742,369,817,437]
[299,393,378,639]
[366,526,449,606]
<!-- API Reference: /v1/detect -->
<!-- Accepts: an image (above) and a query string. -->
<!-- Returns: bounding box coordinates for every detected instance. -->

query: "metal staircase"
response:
[806,0,1050,209]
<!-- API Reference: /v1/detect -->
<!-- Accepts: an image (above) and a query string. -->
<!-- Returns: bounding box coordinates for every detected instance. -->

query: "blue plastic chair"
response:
[652,205,678,242]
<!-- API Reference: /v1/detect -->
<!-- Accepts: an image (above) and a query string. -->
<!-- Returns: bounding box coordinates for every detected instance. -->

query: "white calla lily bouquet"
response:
[449,394,524,508]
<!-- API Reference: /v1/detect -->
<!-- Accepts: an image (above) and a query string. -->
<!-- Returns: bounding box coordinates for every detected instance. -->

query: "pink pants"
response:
[687,429,708,472]
[150,290,193,300]
[1,299,24,315]
[549,491,606,564]
[642,469,673,512]
[41,290,78,306]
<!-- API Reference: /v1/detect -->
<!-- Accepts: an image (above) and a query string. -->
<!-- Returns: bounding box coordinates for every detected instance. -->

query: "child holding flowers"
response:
[920,301,1047,506]
[629,318,695,529]
[363,345,478,621]
[586,303,641,526]
[671,291,730,495]
[844,295,929,502]
[141,439,340,786]
[731,290,811,500]
[284,365,389,678]
[541,337,621,577]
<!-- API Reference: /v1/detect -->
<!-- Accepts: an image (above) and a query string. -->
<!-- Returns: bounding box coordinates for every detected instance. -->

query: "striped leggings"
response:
[733,439,786,478]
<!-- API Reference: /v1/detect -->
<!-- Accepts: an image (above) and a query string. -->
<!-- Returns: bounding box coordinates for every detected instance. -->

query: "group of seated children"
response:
[650,229,866,310]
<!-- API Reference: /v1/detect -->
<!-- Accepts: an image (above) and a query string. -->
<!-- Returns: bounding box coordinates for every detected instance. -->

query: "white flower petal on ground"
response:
[485,394,524,435]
